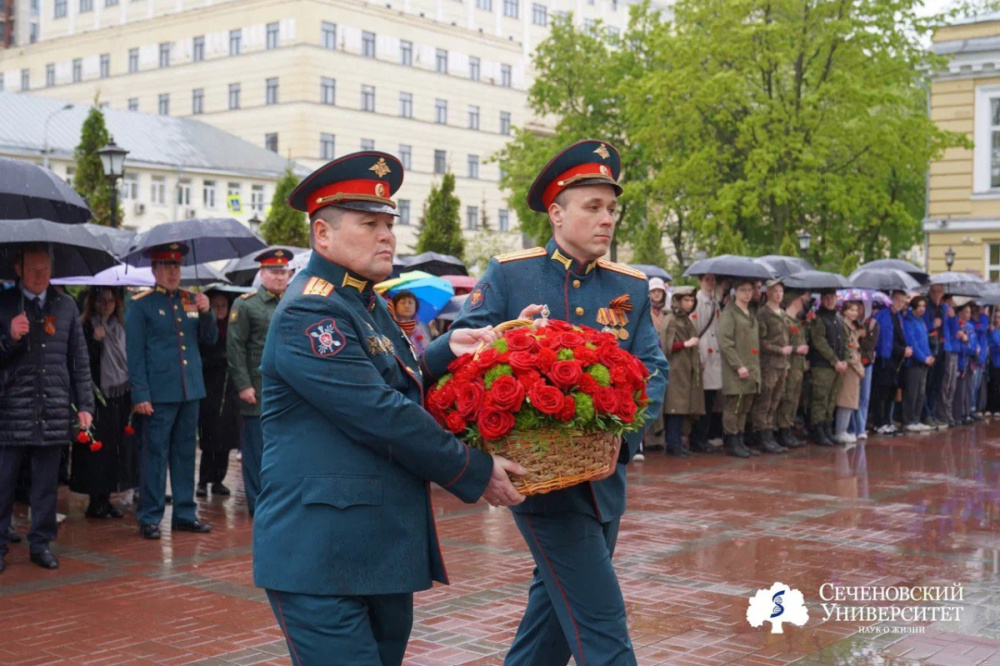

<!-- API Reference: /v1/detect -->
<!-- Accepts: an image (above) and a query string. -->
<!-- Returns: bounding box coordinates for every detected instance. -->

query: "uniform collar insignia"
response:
[551,248,573,271]
[341,273,369,293]
[549,242,598,275]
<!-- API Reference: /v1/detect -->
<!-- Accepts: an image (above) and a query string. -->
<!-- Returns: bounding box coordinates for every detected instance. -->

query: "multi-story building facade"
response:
[925,12,1000,277]
[0,0,637,251]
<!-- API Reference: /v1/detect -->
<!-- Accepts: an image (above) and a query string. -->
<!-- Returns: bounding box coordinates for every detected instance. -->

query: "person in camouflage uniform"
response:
[807,290,847,446]
[718,278,761,459]
[750,279,791,454]
[776,289,809,449]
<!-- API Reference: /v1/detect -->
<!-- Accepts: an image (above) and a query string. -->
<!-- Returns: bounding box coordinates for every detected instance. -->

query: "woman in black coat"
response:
[197,290,240,497]
[70,287,137,518]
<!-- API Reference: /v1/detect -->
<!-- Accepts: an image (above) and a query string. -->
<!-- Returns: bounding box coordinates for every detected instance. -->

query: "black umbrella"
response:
[0,218,117,279]
[403,251,468,277]
[756,255,813,278]
[683,255,772,280]
[81,223,136,258]
[782,270,851,291]
[630,264,673,281]
[123,218,266,267]
[856,259,929,284]
[849,268,921,293]
[223,246,305,286]
[0,157,93,225]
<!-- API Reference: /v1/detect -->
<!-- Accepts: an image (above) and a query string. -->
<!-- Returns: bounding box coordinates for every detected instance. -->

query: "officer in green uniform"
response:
[776,289,809,449]
[807,289,847,446]
[718,278,760,459]
[227,247,292,517]
[750,279,791,454]
[253,151,525,665]
[126,243,218,539]
[424,139,669,666]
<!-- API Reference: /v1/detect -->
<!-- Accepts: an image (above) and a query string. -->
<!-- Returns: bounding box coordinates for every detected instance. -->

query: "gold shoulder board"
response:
[302,277,335,297]
[240,292,255,300]
[131,289,154,300]
[496,247,547,264]
[597,259,647,280]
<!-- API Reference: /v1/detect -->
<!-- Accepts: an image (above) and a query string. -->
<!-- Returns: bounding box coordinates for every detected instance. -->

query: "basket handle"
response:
[473,319,535,359]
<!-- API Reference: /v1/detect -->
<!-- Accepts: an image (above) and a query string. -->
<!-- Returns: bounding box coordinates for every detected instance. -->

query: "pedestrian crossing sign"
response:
[228,195,242,214]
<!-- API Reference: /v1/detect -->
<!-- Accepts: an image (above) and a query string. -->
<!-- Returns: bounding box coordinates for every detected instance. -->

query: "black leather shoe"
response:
[0,554,5,573]
[107,505,124,519]
[7,526,22,543]
[212,483,231,496]
[30,549,59,570]
[85,504,110,519]
[172,520,212,533]
[140,524,161,540]
[195,484,208,498]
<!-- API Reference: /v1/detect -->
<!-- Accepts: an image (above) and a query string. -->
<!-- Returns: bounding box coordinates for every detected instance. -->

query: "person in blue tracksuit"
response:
[871,291,909,435]
[424,140,669,666]
[901,296,934,432]
[973,305,989,417]
[952,303,977,424]
[937,297,961,426]
[986,309,1000,414]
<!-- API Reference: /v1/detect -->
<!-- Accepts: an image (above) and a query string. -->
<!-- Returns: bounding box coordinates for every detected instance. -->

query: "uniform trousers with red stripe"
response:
[505,512,636,666]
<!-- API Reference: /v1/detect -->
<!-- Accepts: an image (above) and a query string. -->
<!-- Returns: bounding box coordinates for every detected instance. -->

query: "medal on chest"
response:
[363,321,395,357]
[597,294,633,340]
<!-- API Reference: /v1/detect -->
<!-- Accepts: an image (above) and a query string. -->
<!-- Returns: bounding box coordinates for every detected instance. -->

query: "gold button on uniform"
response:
[179,332,185,337]
[575,307,584,316]
[181,345,186,351]
[573,280,581,288]
[183,360,188,365]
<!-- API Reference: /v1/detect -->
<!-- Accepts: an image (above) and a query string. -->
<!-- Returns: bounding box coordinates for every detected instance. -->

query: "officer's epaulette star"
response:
[496,247,547,264]
[131,289,154,300]
[302,277,335,297]
[240,292,255,300]
[597,259,647,281]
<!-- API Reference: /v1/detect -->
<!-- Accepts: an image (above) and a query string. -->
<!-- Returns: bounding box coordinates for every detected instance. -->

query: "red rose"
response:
[593,387,619,414]
[536,347,558,373]
[529,384,565,416]
[691,313,698,319]
[549,361,583,389]
[537,334,564,350]
[76,431,91,444]
[560,331,585,348]
[445,411,467,434]
[477,408,515,440]
[861,357,870,364]
[476,348,501,369]
[579,374,600,395]
[615,392,637,423]
[558,395,576,422]
[489,375,525,412]
[506,331,537,352]
[430,384,458,411]
[456,381,486,419]
[448,354,474,375]
[508,351,536,373]
[89,440,103,452]
[790,327,799,334]
[123,425,135,436]
[545,320,572,332]
[625,359,648,387]
[750,349,758,355]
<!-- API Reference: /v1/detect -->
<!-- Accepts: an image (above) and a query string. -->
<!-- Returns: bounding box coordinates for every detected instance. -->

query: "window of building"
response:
[320,133,336,159]
[322,21,336,49]
[54,0,66,17]
[320,77,336,105]
[503,0,518,17]
[362,31,376,58]
[20,69,29,90]
[434,149,447,174]
[159,43,171,68]
[361,85,375,112]
[500,111,511,135]
[72,58,81,82]
[251,184,265,211]
[128,48,139,72]
[435,99,447,124]
[230,29,242,56]
[193,36,204,62]
[227,182,241,208]
[436,49,448,74]
[468,105,480,130]
[0,73,4,91]
[177,179,191,206]
[192,88,204,114]
[121,174,138,200]
[498,209,509,232]
[127,97,138,111]
[399,144,412,170]
[500,64,512,87]
[203,180,217,208]
[398,199,411,225]
[151,176,166,204]
[45,64,54,88]
[100,54,110,79]
[400,40,413,66]
[583,18,596,34]
[466,206,479,230]
[99,102,110,110]
[532,3,547,25]
[360,138,375,151]
[606,26,620,38]
[266,77,279,105]
[399,92,413,118]
[476,0,491,10]
[267,22,279,49]
[975,87,1000,192]
[30,23,38,43]
[229,83,241,110]
[265,133,278,153]
[65,166,75,185]
[469,56,480,81]
[80,0,92,12]
[467,154,480,179]
[989,244,1000,282]
[158,93,170,115]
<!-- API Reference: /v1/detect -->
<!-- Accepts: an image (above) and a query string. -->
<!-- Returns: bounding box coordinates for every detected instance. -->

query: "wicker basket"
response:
[484,430,618,496]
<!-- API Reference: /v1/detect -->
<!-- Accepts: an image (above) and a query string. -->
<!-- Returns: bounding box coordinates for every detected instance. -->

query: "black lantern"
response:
[97,136,129,228]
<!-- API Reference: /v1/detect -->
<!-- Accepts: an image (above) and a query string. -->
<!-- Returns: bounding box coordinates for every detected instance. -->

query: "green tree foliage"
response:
[260,166,308,247]
[715,226,750,256]
[416,172,464,259]
[631,219,668,267]
[778,234,800,258]
[73,106,123,227]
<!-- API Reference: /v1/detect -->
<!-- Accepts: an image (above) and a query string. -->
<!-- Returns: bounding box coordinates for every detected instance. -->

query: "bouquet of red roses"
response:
[426,318,651,495]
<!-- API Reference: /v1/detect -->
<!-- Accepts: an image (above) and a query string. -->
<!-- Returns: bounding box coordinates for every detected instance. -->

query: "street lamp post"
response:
[42,103,73,170]
[945,247,955,271]
[97,136,129,228]
[797,229,812,259]
[248,213,262,234]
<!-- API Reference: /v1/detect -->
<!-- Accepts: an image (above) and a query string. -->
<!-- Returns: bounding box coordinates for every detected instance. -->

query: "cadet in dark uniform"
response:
[750,279,791,454]
[126,243,218,539]
[252,152,525,665]
[424,140,669,666]
[807,290,847,446]
[227,247,292,517]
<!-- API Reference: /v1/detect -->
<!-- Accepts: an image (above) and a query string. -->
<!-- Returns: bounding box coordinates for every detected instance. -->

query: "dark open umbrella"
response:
[756,255,813,278]
[928,271,986,297]
[849,268,921,293]
[683,255,772,280]
[856,259,929,284]
[81,223,136,258]
[223,246,305,286]
[0,157,93,225]
[403,251,468,277]
[123,218,266,268]
[630,264,673,281]
[782,270,851,291]
[0,218,117,279]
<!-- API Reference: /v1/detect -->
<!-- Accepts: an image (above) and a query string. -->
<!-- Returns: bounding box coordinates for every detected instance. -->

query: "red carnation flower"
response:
[861,357,869,364]
[549,361,583,389]
[558,395,576,422]
[76,431,91,444]
[610,366,629,387]
[536,347,558,373]
[529,384,565,416]
[445,411,467,434]
[448,354,474,375]
[489,375,525,412]
[790,327,799,334]
[593,387,619,414]
[123,425,135,436]
[476,348,501,369]
[537,334,564,350]
[89,440,103,452]
[430,384,458,411]
[690,313,698,320]
[750,349,759,355]
[516,369,543,388]
[478,408,515,440]
[578,374,600,395]
[574,346,598,366]
[456,381,486,419]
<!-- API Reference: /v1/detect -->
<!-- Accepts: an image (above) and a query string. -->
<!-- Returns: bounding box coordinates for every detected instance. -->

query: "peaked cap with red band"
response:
[527,139,623,213]
[254,247,293,268]
[144,242,190,263]
[288,151,404,217]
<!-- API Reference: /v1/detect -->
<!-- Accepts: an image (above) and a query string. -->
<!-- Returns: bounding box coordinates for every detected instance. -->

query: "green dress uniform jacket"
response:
[661,306,705,416]
[787,313,808,371]
[252,253,493,596]
[758,306,790,372]
[227,287,280,417]
[718,305,761,396]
